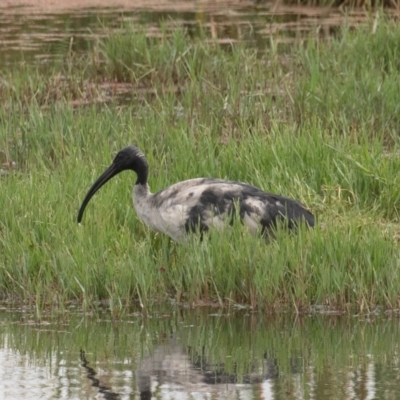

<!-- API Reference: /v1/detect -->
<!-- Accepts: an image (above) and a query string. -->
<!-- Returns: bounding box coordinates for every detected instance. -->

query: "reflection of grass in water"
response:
[1,309,399,396]
[0,18,399,313]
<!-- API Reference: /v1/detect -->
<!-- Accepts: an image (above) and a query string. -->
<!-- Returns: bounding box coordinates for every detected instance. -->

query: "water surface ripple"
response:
[0,0,372,65]
[0,308,399,399]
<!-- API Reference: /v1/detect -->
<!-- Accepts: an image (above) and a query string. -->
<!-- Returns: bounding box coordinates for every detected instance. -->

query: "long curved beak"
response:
[77,163,121,223]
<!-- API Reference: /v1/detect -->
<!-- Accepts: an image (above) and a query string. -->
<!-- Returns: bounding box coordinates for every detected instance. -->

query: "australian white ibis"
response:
[77,146,315,241]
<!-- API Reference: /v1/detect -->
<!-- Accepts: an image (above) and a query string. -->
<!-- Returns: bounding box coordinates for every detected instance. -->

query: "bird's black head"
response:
[112,146,148,180]
[77,145,149,223]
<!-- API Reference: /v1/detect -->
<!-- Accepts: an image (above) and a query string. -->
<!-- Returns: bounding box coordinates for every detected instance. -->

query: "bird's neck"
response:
[134,157,149,186]
[133,183,152,199]
[132,183,158,230]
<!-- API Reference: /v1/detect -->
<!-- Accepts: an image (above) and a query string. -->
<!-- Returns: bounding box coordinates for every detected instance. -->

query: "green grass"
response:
[0,18,399,313]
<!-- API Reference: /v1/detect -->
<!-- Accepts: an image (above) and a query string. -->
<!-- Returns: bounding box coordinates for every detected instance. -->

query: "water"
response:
[0,306,399,399]
[0,0,369,65]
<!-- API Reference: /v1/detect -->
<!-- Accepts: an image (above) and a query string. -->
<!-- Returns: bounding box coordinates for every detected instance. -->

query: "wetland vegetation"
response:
[0,16,400,313]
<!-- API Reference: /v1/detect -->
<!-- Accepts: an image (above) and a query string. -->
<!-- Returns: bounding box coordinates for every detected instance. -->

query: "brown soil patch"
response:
[0,0,251,14]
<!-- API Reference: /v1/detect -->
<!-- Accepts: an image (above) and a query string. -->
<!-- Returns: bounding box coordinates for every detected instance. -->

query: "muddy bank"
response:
[0,0,250,13]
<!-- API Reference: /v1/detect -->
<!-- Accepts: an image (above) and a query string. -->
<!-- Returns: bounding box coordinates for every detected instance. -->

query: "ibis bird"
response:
[77,146,315,242]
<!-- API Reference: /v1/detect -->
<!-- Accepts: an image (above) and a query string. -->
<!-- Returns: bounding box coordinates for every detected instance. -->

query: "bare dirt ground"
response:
[0,0,249,13]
